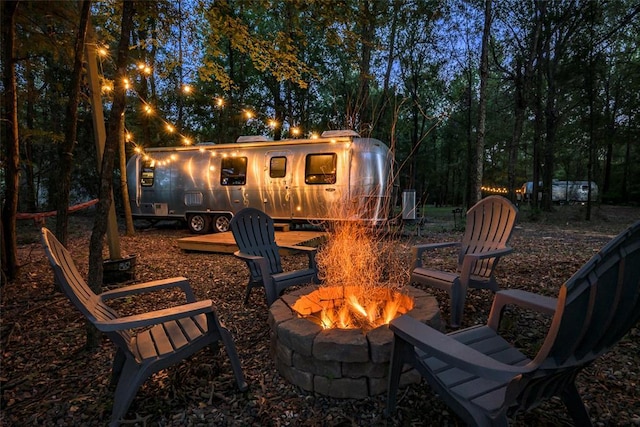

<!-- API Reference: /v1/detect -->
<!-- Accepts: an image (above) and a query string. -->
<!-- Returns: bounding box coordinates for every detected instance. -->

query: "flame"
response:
[348,294,367,317]
[295,204,412,331]
[301,286,412,331]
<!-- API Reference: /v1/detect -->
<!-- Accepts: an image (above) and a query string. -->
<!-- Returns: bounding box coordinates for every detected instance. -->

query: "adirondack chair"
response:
[230,207,319,306]
[410,195,518,327]
[40,228,248,427]
[387,220,640,426]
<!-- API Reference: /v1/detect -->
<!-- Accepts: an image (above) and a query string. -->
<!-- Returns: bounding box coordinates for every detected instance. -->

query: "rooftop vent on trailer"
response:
[320,130,360,138]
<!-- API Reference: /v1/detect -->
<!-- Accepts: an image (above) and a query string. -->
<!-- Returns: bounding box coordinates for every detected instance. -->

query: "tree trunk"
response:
[1,1,20,282]
[86,0,135,349]
[508,8,541,203]
[473,0,492,205]
[119,119,135,236]
[55,0,92,246]
[357,0,376,133]
[23,60,38,213]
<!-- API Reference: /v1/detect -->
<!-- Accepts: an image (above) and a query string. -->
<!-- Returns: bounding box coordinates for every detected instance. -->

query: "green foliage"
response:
[6,0,640,218]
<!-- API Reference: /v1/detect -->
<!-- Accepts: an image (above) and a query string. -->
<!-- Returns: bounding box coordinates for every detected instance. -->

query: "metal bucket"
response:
[402,190,416,221]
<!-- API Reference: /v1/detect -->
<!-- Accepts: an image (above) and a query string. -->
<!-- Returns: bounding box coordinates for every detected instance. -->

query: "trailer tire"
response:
[187,213,212,234]
[213,215,231,233]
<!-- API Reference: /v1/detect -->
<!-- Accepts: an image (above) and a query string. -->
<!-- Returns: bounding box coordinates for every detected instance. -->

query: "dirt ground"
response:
[2,204,639,426]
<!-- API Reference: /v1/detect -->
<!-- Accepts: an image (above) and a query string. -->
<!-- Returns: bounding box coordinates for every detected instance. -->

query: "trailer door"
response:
[263,151,293,219]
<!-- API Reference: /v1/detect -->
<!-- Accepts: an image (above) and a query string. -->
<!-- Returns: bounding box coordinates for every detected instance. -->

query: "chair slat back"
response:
[546,221,640,365]
[459,196,518,278]
[40,228,131,344]
[230,208,283,278]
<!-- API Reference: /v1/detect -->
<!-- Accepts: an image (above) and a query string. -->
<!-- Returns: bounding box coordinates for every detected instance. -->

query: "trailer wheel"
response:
[187,213,212,234]
[213,215,231,233]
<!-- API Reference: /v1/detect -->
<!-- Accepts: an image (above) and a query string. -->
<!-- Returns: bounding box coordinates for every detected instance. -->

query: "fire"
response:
[293,203,411,330]
[292,285,413,331]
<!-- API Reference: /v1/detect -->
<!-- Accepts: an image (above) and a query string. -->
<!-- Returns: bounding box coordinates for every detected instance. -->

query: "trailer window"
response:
[141,159,155,187]
[305,153,337,184]
[270,156,287,178]
[221,157,248,185]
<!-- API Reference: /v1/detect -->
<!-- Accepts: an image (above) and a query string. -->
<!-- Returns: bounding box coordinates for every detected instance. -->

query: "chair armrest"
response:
[233,250,263,262]
[487,289,558,330]
[278,245,317,253]
[390,315,533,383]
[95,300,214,332]
[100,276,196,302]
[233,250,275,287]
[459,247,514,285]
[411,242,461,269]
[278,245,318,269]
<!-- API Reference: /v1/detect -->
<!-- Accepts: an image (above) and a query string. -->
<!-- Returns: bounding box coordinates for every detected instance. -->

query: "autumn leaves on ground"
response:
[2,204,639,426]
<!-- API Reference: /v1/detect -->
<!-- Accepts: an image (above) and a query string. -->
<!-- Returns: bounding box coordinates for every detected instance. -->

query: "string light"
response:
[94,40,315,163]
[481,186,508,194]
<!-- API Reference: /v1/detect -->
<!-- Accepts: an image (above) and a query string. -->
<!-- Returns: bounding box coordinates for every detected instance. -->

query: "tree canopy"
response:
[2,0,640,278]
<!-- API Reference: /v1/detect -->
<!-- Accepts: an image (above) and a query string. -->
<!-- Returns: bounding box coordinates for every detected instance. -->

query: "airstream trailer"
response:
[519,180,599,203]
[126,130,395,234]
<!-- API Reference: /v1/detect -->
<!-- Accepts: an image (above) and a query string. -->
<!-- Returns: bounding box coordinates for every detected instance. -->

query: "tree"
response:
[471,0,492,206]
[1,0,20,283]
[55,0,92,245]
[85,0,136,349]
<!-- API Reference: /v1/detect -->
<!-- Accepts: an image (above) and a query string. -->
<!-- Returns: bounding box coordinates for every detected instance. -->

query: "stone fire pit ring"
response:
[267,285,443,399]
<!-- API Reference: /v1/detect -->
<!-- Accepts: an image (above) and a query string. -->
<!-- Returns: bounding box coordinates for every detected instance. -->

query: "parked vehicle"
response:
[126,130,395,233]
[519,180,599,203]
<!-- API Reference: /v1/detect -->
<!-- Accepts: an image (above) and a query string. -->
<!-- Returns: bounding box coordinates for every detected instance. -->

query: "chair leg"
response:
[450,282,465,328]
[561,381,593,427]
[110,348,126,388]
[218,327,248,391]
[385,336,412,417]
[110,360,152,427]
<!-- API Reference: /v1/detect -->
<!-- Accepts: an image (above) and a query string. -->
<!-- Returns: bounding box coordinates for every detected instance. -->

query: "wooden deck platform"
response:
[176,230,327,254]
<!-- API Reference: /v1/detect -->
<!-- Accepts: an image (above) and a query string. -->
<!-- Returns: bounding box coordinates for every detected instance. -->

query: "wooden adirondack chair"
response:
[40,228,248,427]
[411,195,518,327]
[230,207,319,306]
[387,220,640,426]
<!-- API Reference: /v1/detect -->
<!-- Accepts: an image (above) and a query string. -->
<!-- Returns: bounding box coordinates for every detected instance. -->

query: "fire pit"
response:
[268,285,443,398]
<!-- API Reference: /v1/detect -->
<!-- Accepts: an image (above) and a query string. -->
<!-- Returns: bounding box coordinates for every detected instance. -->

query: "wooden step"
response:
[274,223,290,232]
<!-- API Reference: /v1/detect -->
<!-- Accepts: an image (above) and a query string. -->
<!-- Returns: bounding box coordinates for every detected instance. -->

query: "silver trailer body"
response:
[520,180,598,203]
[126,131,394,233]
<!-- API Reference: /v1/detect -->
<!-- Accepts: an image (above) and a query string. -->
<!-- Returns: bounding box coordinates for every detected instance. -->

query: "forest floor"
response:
[2,203,640,426]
